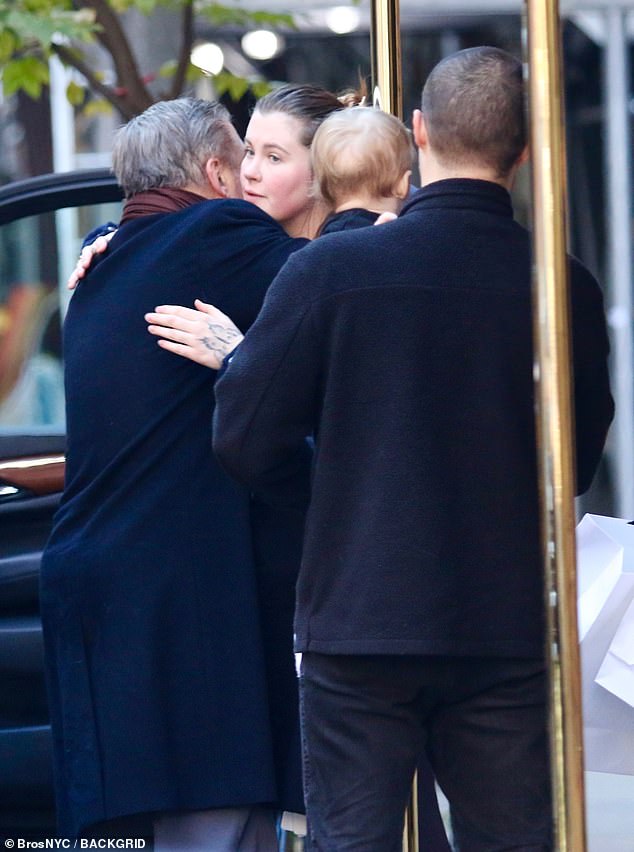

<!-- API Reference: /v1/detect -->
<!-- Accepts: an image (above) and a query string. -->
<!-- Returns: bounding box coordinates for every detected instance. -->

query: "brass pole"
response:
[370,7,415,851]
[370,0,403,119]
[402,770,420,852]
[525,1,587,850]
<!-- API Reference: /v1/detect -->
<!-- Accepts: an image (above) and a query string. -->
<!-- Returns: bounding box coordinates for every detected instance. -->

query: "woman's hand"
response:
[145,299,244,370]
[67,231,116,290]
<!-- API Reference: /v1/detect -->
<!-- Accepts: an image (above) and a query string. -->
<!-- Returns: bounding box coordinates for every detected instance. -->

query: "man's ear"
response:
[412,109,428,151]
[505,145,530,189]
[204,157,230,198]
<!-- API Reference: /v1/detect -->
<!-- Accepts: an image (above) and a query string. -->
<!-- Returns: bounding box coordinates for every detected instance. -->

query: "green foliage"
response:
[158,58,203,84]
[212,69,249,100]
[109,0,295,22]
[65,78,84,105]
[0,1,96,98]
[158,58,178,79]
[198,70,272,103]
[83,97,114,116]
[197,2,294,30]
[250,78,272,99]
[112,0,157,13]
[0,27,17,63]
[0,3,97,46]
[0,0,293,111]
[2,54,49,96]
[109,0,185,12]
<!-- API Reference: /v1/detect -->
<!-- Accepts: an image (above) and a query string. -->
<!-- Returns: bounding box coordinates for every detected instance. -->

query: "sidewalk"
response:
[586,771,634,851]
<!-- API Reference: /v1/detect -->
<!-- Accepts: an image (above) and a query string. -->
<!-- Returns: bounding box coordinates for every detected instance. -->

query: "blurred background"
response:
[1,2,634,847]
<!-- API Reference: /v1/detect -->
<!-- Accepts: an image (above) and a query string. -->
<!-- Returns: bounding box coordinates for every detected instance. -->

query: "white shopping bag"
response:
[595,598,634,707]
[577,514,634,774]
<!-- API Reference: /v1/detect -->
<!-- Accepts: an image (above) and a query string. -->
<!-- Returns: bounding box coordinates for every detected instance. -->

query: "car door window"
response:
[0,198,121,434]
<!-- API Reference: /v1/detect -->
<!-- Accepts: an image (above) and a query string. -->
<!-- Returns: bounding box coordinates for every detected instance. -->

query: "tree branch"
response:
[168,0,194,99]
[74,0,154,115]
[51,41,137,120]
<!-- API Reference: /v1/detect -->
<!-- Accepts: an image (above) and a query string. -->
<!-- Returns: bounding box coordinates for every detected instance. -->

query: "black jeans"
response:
[299,653,552,852]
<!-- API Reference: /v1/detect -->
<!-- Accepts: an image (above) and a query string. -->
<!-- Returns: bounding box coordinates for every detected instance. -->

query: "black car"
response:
[0,169,123,837]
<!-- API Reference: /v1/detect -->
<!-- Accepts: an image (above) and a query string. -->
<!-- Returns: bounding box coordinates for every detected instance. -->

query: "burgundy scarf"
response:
[119,187,207,225]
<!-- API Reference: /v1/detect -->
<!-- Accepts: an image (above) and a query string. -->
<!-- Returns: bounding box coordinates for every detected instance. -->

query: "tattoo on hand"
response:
[199,322,242,358]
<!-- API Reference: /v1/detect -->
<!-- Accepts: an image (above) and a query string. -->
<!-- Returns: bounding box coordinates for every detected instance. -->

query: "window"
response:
[0,170,122,435]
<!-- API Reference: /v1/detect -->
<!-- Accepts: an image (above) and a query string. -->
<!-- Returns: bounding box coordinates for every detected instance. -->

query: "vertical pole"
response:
[402,771,419,852]
[525,2,587,851]
[604,7,634,520]
[370,7,416,850]
[49,55,78,318]
[370,0,403,119]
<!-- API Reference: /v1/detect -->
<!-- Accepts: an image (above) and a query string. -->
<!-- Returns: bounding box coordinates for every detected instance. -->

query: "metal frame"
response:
[0,169,123,226]
[369,0,590,848]
[525,0,588,847]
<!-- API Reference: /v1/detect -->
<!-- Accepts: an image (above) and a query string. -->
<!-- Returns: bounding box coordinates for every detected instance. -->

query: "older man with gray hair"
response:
[41,98,306,850]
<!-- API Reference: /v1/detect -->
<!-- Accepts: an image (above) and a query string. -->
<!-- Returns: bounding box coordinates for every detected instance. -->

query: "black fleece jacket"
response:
[213,179,614,657]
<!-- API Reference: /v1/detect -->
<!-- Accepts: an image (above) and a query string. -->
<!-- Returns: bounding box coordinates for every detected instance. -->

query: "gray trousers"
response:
[154,806,278,851]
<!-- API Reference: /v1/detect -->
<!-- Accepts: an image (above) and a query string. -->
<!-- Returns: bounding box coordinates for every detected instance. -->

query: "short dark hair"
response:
[254,84,345,148]
[421,46,526,178]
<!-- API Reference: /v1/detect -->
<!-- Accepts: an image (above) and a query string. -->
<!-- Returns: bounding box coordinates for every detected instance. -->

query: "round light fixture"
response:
[190,42,224,75]
[241,30,283,61]
[325,6,361,34]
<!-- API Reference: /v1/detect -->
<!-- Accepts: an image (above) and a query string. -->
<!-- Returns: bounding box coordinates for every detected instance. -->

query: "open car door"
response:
[0,170,123,836]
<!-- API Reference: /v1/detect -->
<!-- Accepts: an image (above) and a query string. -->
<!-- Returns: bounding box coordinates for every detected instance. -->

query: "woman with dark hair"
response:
[241,84,346,239]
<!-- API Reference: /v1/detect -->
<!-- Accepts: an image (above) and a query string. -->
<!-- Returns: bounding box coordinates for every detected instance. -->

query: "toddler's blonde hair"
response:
[312,107,413,207]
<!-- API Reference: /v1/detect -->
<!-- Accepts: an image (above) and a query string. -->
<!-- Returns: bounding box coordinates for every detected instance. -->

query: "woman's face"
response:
[241,110,315,237]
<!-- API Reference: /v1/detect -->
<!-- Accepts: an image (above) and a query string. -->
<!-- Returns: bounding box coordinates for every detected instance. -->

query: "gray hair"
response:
[421,46,526,178]
[112,98,242,197]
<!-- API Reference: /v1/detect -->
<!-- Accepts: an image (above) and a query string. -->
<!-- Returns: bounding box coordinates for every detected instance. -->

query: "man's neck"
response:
[183,181,221,201]
[418,155,514,192]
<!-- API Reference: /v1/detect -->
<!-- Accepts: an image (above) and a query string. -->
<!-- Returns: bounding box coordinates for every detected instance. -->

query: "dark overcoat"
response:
[213,179,615,658]
[40,199,304,838]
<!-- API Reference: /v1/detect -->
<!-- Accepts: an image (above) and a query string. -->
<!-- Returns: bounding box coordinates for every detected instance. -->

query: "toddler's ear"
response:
[394,170,412,200]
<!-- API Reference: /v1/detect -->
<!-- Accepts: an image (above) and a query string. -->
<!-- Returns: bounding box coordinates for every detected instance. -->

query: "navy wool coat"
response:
[213,179,614,658]
[40,199,304,838]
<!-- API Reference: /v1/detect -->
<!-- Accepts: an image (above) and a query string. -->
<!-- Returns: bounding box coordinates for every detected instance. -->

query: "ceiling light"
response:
[190,42,224,75]
[241,30,283,61]
[325,6,361,34]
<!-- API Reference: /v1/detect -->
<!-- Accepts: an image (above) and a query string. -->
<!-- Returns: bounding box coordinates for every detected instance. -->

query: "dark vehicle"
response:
[0,169,123,836]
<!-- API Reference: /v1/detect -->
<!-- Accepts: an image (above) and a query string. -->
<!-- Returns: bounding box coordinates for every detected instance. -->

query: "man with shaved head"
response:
[181,47,613,850]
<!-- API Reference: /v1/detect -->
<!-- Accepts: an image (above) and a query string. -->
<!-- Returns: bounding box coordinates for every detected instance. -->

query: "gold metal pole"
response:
[403,772,420,852]
[370,7,415,850]
[525,2,587,850]
[370,0,403,119]
[402,770,419,851]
